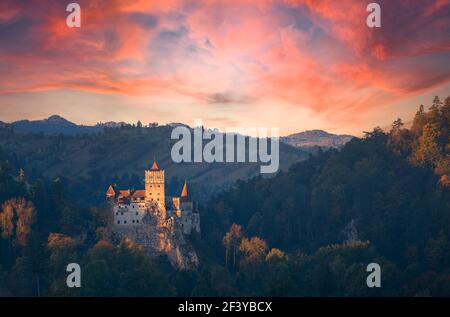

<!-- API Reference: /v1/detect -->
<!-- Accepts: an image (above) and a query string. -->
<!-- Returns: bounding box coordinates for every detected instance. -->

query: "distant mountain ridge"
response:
[0,122,308,203]
[2,116,354,150]
[281,129,354,149]
[2,115,193,135]
[4,115,102,135]
[96,121,128,128]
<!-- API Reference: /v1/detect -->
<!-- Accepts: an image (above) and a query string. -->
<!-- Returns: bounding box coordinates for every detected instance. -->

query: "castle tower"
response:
[106,184,116,200]
[145,161,165,209]
[181,179,190,202]
[180,178,193,212]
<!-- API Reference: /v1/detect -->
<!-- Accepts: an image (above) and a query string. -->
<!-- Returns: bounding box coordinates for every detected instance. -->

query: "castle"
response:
[105,161,200,268]
[106,161,200,235]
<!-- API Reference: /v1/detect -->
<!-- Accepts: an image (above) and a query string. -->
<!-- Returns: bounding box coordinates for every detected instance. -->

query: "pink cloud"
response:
[0,0,449,133]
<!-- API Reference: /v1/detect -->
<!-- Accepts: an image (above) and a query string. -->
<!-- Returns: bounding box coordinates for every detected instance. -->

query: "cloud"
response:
[0,0,449,134]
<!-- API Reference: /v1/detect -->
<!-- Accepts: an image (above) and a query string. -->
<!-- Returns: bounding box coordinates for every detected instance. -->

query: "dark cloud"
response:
[274,1,313,31]
[129,13,158,29]
[0,18,36,53]
[208,92,247,104]
[156,26,189,42]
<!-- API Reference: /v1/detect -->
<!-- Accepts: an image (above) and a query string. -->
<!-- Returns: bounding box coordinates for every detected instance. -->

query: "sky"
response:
[0,0,449,136]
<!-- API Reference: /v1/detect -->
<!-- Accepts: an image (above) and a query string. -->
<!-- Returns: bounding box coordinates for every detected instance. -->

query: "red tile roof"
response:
[118,190,131,197]
[113,189,146,203]
[132,190,146,198]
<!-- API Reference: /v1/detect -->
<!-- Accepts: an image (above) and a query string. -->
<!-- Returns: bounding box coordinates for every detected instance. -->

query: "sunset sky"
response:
[0,0,449,136]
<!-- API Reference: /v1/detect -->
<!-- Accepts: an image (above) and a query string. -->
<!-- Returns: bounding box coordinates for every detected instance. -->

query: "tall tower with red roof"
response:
[145,161,165,209]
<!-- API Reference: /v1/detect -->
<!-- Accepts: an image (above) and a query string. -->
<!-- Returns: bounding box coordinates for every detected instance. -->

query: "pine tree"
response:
[411,105,427,136]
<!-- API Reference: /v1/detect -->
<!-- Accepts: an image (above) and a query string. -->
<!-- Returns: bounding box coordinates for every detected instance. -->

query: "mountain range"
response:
[4,115,102,135]
[2,115,354,149]
[0,121,306,203]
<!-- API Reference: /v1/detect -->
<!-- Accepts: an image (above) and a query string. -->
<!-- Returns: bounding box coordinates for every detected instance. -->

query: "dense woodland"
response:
[0,123,305,204]
[0,96,449,296]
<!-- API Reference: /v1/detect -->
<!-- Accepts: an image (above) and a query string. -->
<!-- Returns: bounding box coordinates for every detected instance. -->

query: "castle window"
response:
[137,220,139,223]
[132,220,135,223]
[124,221,127,224]
[117,221,120,224]
[121,212,123,215]
[136,212,138,215]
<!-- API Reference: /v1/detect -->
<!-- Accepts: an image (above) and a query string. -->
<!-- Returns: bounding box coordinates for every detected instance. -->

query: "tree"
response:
[410,123,442,166]
[426,231,449,272]
[239,237,268,267]
[431,96,443,110]
[391,118,404,131]
[47,233,77,271]
[411,105,427,136]
[0,198,35,248]
[363,127,385,139]
[0,202,14,261]
[266,248,287,262]
[0,203,14,240]
[223,224,242,270]
[441,96,450,124]
[429,96,443,126]
[14,199,35,247]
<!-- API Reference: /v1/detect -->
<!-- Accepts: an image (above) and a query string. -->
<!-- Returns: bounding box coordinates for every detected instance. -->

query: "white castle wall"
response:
[113,201,200,235]
[113,203,147,225]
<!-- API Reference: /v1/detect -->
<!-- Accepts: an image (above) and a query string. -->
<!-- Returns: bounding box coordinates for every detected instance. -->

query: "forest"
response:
[0,96,449,296]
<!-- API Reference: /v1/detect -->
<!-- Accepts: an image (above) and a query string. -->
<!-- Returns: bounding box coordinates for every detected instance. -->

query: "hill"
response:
[4,115,355,151]
[0,96,449,296]
[4,115,102,135]
[0,124,307,203]
[281,129,354,149]
[200,95,450,296]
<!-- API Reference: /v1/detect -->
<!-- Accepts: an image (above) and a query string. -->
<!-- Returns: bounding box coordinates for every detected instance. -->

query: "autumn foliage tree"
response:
[222,223,242,270]
[239,237,268,267]
[0,198,35,248]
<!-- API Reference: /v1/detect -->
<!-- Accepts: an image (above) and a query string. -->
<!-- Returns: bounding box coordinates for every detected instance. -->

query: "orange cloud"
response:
[0,0,449,134]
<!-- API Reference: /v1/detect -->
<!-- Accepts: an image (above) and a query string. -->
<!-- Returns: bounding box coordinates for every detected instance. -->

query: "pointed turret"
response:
[181,179,188,197]
[150,161,159,170]
[181,179,191,202]
[106,184,116,199]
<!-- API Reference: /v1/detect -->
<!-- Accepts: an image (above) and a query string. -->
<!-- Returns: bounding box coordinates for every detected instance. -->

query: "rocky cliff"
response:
[111,207,199,269]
